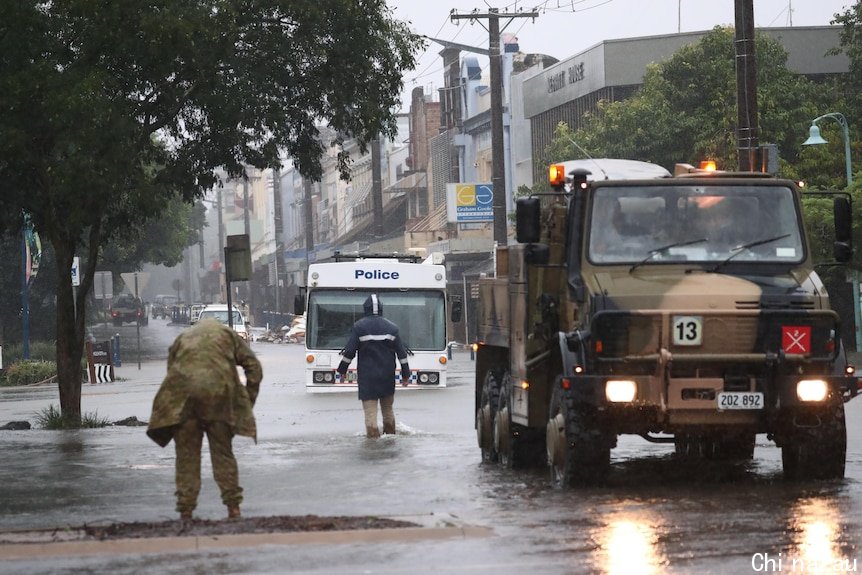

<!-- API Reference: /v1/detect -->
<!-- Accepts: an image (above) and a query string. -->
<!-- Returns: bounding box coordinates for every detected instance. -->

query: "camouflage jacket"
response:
[146,318,263,447]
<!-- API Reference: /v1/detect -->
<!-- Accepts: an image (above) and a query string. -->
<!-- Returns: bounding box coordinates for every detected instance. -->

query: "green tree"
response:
[0,1,422,421]
[543,27,836,175]
[832,2,862,128]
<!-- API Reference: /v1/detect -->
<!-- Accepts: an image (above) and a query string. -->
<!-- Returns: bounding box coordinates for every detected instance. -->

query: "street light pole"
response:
[803,111,858,349]
[803,112,852,186]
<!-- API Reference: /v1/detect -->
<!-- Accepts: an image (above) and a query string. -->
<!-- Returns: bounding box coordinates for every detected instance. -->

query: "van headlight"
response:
[606,380,637,403]
[796,379,828,402]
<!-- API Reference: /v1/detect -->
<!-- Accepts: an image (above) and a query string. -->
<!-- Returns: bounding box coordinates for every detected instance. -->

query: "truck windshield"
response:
[306,290,446,351]
[587,184,805,266]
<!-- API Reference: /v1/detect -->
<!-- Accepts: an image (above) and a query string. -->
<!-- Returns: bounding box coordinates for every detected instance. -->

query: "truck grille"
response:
[591,309,838,360]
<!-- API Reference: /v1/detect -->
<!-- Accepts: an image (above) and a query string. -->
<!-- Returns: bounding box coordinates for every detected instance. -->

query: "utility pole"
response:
[217,183,225,302]
[272,167,284,314]
[371,138,384,239]
[242,173,253,320]
[735,0,759,171]
[451,8,537,246]
[303,178,314,273]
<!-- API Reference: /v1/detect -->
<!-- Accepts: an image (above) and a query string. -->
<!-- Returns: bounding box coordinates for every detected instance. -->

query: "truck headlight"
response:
[606,380,637,403]
[796,379,828,402]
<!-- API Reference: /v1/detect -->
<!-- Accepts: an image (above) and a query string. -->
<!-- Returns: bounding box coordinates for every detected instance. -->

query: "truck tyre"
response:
[781,403,847,480]
[477,369,501,463]
[546,379,611,487]
[494,372,541,469]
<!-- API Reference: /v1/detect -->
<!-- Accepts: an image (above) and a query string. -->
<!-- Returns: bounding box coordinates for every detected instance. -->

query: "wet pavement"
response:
[1,319,861,573]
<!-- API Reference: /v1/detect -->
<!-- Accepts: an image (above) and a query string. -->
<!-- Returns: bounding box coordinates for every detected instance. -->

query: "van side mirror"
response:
[516,197,541,244]
[834,196,853,263]
[294,293,304,315]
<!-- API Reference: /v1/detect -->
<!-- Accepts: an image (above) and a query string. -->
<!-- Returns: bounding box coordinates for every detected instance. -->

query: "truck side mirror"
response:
[293,293,304,315]
[450,299,463,323]
[834,196,853,263]
[516,197,541,244]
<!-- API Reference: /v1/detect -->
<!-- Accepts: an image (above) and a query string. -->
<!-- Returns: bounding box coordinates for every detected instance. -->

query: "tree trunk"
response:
[53,239,84,422]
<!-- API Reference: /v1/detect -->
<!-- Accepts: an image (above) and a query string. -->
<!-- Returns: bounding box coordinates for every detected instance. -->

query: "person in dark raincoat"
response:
[337,293,411,438]
[147,317,263,520]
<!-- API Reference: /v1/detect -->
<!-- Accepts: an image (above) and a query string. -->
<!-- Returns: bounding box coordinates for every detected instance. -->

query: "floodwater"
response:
[1,318,860,574]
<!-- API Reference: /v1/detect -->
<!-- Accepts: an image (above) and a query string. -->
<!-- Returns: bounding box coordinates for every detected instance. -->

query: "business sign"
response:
[71,257,80,287]
[446,183,494,223]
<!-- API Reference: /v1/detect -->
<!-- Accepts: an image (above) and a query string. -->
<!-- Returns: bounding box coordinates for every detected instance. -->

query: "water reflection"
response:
[783,497,858,574]
[596,512,666,575]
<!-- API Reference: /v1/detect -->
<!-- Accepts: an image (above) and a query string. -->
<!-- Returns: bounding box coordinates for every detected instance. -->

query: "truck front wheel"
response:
[781,403,847,480]
[546,378,611,487]
[477,369,501,463]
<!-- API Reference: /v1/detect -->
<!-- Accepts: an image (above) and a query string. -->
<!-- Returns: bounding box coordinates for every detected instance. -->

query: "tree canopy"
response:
[0,0,423,420]
[541,26,835,175]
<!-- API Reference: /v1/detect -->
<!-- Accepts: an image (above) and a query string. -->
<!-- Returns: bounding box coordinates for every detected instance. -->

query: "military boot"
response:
[227,504,241,520]
[366,426,381,438]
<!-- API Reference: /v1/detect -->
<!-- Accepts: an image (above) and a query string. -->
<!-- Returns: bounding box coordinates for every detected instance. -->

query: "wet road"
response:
[1,318,861,574]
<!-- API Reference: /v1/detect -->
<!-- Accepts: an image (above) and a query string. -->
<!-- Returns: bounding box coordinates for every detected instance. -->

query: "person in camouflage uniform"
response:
[147,317,263,521]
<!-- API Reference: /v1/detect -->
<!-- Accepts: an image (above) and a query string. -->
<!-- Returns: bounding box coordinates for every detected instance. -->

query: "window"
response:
[306,290,446,351]
[587,184,805,266]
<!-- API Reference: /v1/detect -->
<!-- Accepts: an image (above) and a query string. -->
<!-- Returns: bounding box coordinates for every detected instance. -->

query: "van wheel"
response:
[782,403,846,480]
[477,370,501,463]
[546,378,610,487]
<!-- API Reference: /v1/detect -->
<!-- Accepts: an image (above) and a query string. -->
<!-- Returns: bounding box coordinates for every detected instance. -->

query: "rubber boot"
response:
[366,426,381,438]
[382,421,396,435]
[227,504,241,520]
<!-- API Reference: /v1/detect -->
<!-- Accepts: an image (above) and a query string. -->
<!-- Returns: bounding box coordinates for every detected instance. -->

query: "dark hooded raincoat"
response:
[339,294,409,401]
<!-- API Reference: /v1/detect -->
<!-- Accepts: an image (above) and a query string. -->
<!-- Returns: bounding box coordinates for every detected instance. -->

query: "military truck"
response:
[474,158,860,486]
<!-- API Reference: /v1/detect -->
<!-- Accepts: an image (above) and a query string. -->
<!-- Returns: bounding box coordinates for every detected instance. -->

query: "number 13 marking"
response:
[673,316,703,346]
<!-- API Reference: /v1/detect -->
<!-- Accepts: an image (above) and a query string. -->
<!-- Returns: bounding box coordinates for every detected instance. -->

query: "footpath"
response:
[0,349,490,565]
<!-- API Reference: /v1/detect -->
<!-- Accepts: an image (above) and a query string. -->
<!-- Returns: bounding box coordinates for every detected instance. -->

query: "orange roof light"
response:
[549,164,566,187]
[699,160,718,172]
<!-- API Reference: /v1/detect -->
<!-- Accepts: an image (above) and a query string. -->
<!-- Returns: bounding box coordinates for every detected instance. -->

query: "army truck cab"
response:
[474,159,860,486]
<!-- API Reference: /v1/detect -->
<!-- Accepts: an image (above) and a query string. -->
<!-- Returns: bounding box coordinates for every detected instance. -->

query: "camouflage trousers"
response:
[362,394,395,436]
[174,418,243,513]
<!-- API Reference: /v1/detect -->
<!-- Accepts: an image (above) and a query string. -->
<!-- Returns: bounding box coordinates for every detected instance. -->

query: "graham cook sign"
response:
[446,183,494,223]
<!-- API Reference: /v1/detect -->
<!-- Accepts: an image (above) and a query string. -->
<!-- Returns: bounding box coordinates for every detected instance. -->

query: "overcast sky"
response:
[387,0,853,110]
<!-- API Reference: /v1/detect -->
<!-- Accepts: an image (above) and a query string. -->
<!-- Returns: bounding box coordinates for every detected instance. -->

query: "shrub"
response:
[2,341,56,364]
[34,404,111,429]
[2,359,57,386]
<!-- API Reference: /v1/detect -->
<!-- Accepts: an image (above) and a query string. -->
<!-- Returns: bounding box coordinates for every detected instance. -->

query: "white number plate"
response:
[673,315,703,346]
[717,392,763,410]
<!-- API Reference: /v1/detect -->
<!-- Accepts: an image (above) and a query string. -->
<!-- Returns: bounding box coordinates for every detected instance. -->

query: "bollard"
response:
[112,334,122,367]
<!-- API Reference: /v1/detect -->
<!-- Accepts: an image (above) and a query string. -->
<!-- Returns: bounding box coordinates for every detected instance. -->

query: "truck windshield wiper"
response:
[629,238,708,273]
[708,234,791,273]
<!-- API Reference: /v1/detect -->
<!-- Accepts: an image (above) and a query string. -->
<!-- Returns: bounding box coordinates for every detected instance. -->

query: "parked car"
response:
[110,295,148,327]
[197,304,250,342]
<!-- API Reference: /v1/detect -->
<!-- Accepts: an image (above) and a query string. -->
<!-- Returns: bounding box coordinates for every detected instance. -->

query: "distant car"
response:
[197,304,249,342]
[151,294,179,319]
[111,295,148,327]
